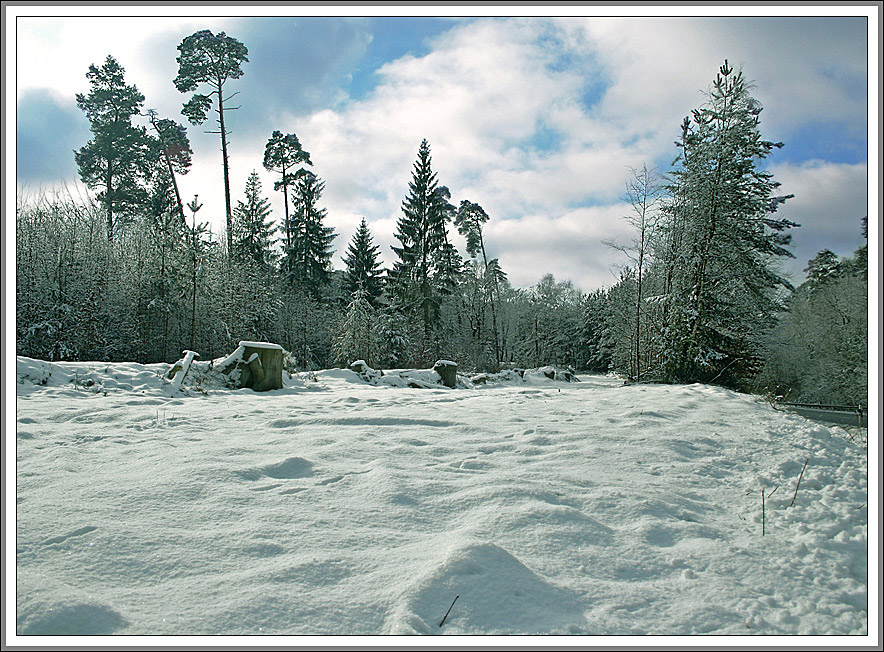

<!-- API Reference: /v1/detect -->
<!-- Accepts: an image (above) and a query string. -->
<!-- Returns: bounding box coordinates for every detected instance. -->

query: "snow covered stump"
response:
[433,360,458,388]
[216,341,284,392]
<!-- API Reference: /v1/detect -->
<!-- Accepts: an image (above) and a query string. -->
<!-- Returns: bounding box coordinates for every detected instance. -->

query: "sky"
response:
[7,5,878,292]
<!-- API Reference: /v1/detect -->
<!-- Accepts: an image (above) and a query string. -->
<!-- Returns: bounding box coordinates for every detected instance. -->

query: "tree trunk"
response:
[105,162,114,241]
[282,163,290,252]
[478,236,500,369]
[164,153,186,227]
[217,83,233,255]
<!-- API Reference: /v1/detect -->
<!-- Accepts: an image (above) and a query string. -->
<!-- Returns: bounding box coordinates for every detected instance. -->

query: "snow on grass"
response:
[12,356,871,639]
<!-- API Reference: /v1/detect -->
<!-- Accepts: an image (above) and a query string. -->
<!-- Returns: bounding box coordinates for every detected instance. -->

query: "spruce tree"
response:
[231,171,276,268]
[75,55,152,240]
[334,288,378,367]
[659,61,797,386]
[391,139,456,348]
[285,171,336,297]
[342,218,384,307]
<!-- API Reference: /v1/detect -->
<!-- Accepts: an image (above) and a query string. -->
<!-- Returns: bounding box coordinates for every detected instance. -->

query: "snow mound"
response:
[346,360,472,389]
[471,366,579,385]
[385,540,584,635]
[16,356,168,395]
[16,571,128,635]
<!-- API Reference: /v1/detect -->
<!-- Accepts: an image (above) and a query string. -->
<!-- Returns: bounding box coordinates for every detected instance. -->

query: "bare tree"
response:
[604,163,661,381]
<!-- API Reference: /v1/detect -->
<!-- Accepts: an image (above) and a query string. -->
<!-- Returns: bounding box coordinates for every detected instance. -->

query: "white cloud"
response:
[15,17,233,105]
[768,159,869,273]
[279,18,656,290]
[490,204,637,289]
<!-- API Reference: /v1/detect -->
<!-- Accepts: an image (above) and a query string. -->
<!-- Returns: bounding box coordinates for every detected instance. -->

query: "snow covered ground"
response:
[10,356,875,643]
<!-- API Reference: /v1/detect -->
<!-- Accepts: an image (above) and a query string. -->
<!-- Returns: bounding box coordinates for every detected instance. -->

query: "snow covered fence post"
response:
[433,360,458,388]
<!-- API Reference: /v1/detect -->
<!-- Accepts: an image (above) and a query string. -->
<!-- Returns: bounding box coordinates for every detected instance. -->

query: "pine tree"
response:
[391,139,456,351]
[75,55,152,240]
[334,289,378,367]
[342,218,384,307]
[146,111,192,226]
[231,171,276,268]
[263,131,312,252]
[174,30,248,254]
[455,200,505,367]
[658,61,797,386]
[284,171,336,297]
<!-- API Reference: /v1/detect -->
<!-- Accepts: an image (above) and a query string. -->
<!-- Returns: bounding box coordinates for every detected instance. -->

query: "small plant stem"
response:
[789,458,809,507]
[439,595,459,627]
[761,489,765,536]
[767,486,778,498]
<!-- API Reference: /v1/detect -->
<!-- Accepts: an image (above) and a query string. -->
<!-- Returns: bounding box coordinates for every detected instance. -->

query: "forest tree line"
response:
[15,31,868,406]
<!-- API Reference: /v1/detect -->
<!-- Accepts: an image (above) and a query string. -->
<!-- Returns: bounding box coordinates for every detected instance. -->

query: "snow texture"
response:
[13,356,872,640]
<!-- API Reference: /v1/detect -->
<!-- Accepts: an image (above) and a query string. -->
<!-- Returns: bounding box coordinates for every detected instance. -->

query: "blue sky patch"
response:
[775,121,866,166]
[17,89,89,183]
[347,17,467,101]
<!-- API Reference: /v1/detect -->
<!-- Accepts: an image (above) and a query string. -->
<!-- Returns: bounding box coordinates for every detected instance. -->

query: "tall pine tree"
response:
[455,200,505,367]
[391,139,456,351]
[342,218,384,307]
[146,110,193,226]
[174,30,248,254]
[263,131,312,252]
[658,61,796,386]
[75,55,152,240]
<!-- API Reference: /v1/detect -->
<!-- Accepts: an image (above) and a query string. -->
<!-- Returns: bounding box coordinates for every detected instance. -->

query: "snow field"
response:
[13,358,869,637]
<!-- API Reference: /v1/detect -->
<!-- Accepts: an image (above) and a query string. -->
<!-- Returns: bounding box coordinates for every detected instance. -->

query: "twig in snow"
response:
[789,458,809,507]
[761,489,765,536]
[439,595,459,627]
[767,486,778,499]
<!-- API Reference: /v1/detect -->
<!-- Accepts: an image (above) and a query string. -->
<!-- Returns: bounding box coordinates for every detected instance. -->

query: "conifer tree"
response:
[455,200,505,366]
[146,111,193,226]
[75,55,152,240]
[659,60,797,386]
[285,171,336,297]
[263,131,312,251]
[231,171,276,268]
[391,139,456,348]
[342,218,384,307]
[174,30,248,253]
[334,288,378,367]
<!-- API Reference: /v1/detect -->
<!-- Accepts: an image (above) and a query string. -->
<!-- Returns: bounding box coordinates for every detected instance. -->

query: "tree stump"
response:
[217,341,284,391]
[433,360,458,388]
